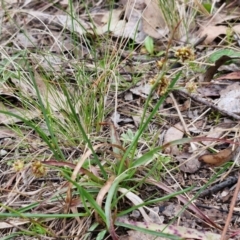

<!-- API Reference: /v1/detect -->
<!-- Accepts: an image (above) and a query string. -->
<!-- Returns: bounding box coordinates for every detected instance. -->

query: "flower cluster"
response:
[13,160,24,171]
[175,47,195,62]
[32,161,46,177]
[149,75,169,95]
[186,81,197,93]
[156,58,166,70]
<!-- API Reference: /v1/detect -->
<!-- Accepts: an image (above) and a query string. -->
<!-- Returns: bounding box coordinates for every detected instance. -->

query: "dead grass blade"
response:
[95,175,115,223]
[65,143,105,214]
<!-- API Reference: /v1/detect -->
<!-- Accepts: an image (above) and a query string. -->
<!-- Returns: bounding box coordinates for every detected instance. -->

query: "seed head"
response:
[175,47,195,62]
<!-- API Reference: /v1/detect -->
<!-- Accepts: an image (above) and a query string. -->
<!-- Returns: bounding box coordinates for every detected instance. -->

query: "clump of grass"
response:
[158,0,208,42]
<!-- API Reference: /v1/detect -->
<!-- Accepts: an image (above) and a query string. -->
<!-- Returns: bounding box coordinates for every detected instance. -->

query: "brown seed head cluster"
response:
[32,161,46,177]
[175,47,195,62]
[186,81,197,93]
[149,75,169,95]
[156,58,166,70]
[13,160,24,172]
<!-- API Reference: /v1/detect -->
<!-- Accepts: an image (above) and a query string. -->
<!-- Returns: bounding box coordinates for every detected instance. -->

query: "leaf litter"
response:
[1,0,240,239]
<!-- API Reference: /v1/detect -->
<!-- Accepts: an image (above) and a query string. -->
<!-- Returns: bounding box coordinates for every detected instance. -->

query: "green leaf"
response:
[202,3,212,13]
[132,148,159,168]
[121,129,135,143]
[105,174,128,230]
[144,36,154,54]
[96,230,107,240]
[209,49,240,62]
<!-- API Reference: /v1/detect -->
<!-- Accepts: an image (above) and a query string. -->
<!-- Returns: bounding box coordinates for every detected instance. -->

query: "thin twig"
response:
[170,92,190,135]
[220,174,240,240]
[170,92,199,153]
[175,89,240,120]
[199,176,238,198]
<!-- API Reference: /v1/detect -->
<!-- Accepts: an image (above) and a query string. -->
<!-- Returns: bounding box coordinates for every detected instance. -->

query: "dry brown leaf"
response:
[15,32,38,48]
[142,0,168,38]
[204,12,240,26]
[199,24,240,44]
[216,71,240,80]
[198,147,234,167]
[119,8,146,42]
[163,122,184,155]
[199,25,226,44]
[18,10,92,35]
[14,2,167,43]
[179,156,201,173]
[0,103,41,124]
[202,127,224,146]
[218,82,240,114]
[95,175,115,223]
[92,9,124,34]
[120,0,168,41]
[130,82,158,99]
[92,2,146,42]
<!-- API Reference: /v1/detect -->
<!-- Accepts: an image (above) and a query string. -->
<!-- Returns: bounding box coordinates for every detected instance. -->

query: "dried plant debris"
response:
[199,147,235,167]
[163,122,184,155]
[198,9,240,44]
[117,217,231,240]
[217,82,240,114]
